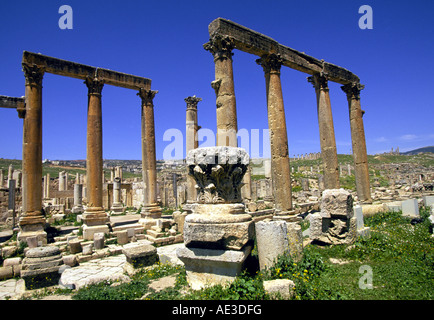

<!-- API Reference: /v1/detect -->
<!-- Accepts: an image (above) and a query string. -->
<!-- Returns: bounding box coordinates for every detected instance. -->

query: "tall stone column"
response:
[82,77,109,239]
[138,88,162,227]
[18,63,47,244]
[204,35,238,147]
[185,96,202,202]
[308,73,340,189]
[341,82,372,203]
[110,177,124,213]
[256,53,293,212]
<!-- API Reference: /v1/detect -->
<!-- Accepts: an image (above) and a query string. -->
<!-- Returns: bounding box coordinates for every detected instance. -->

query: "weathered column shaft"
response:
[185,96,202,202]
[308,73,340,189]
[85,77,104,209]
[204,35,238,147]
[138,88,159,205]
[257,54,292,212]
[342,83,371,202]
[19,64,46,239]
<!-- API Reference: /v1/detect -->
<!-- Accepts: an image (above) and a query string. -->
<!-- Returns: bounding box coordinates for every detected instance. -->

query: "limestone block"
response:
[26,236,39,249]
[117,230,129,245]
[0,266,14,280]
[122,244,158,269]
[183,214,254,250]
[3,257,22,267]
[176,245,252,290]
[62,255,78,267]
[93,232,105,250]
[263,279,295,299]
[255,220,289,270]
[402,199,419,217]
[423,196,434,207]
[69,239,82,254]
[320,189,353,219]
[82,244,93,256]
[308,213,323,240]
[286,222,303,262]
[173,211,188,234]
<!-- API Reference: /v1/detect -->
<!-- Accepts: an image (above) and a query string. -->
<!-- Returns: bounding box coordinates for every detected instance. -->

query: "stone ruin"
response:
[177,146,254,289]
[0,18,432,294]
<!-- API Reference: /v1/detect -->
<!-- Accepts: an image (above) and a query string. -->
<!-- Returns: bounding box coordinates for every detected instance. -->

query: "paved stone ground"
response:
[0,242,185,300]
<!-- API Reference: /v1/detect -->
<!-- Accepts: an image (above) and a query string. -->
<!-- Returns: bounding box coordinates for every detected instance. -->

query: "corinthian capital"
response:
[22,63,45,88]
[84,77,104,96]
[256,53,283,74]
[185,95,202,109]
[203,35,235,61]
[307,72,329,91]
[137,88,158,106]
[341,82,365,100]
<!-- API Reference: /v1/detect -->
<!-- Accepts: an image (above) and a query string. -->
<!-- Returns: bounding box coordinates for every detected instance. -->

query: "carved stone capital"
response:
[22,63,44,88]
[137,88,158,106]
[256,53,283,74]
[186,147,249,204]
[185,96,202,110]
[84,77,104,96]
[203,35,235,61]
[307,72,329,91]
[341,82,365,100]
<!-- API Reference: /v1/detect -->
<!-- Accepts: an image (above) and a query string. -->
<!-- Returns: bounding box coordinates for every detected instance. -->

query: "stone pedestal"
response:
[110,177,124,214]
[310,189,357,245]
[177,146,253,289]
[177,245,252,290]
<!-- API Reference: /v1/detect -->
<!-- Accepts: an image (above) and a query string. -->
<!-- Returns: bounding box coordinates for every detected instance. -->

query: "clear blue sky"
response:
[1,0,433,160]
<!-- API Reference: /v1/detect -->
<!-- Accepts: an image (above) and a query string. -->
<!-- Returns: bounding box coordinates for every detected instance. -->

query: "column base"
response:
[176,245,252,290]
[18,214,47,245]
[82,207,109,226]
[110,203,124,215]
[71,205,84,214]
[140,203,162,219]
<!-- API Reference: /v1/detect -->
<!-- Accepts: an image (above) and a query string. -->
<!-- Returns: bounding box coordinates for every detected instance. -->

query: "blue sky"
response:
[0,0,433,160]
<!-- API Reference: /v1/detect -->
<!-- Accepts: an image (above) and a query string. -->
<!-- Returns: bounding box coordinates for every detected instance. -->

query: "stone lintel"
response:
[207,18,360,84]
[0,95,26,118]
[22,51,151,90]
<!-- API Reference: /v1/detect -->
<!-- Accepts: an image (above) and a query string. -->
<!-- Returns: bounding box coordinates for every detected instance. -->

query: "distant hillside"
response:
[401,146,434,155]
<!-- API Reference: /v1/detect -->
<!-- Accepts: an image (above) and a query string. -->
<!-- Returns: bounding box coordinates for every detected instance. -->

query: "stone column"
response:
[185,96,202,202]
[82,77,109,239]
[308,73,340,189]
[45,173,50,199]
[58,171,65,191]
[7,164,14,187]
[204,35,238,147]
[110,177,123,213]
[72,183,83,213]
[19,63,47,244]
[256,53,293,212]
[341,82,372,202]
[137,88,162,227]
